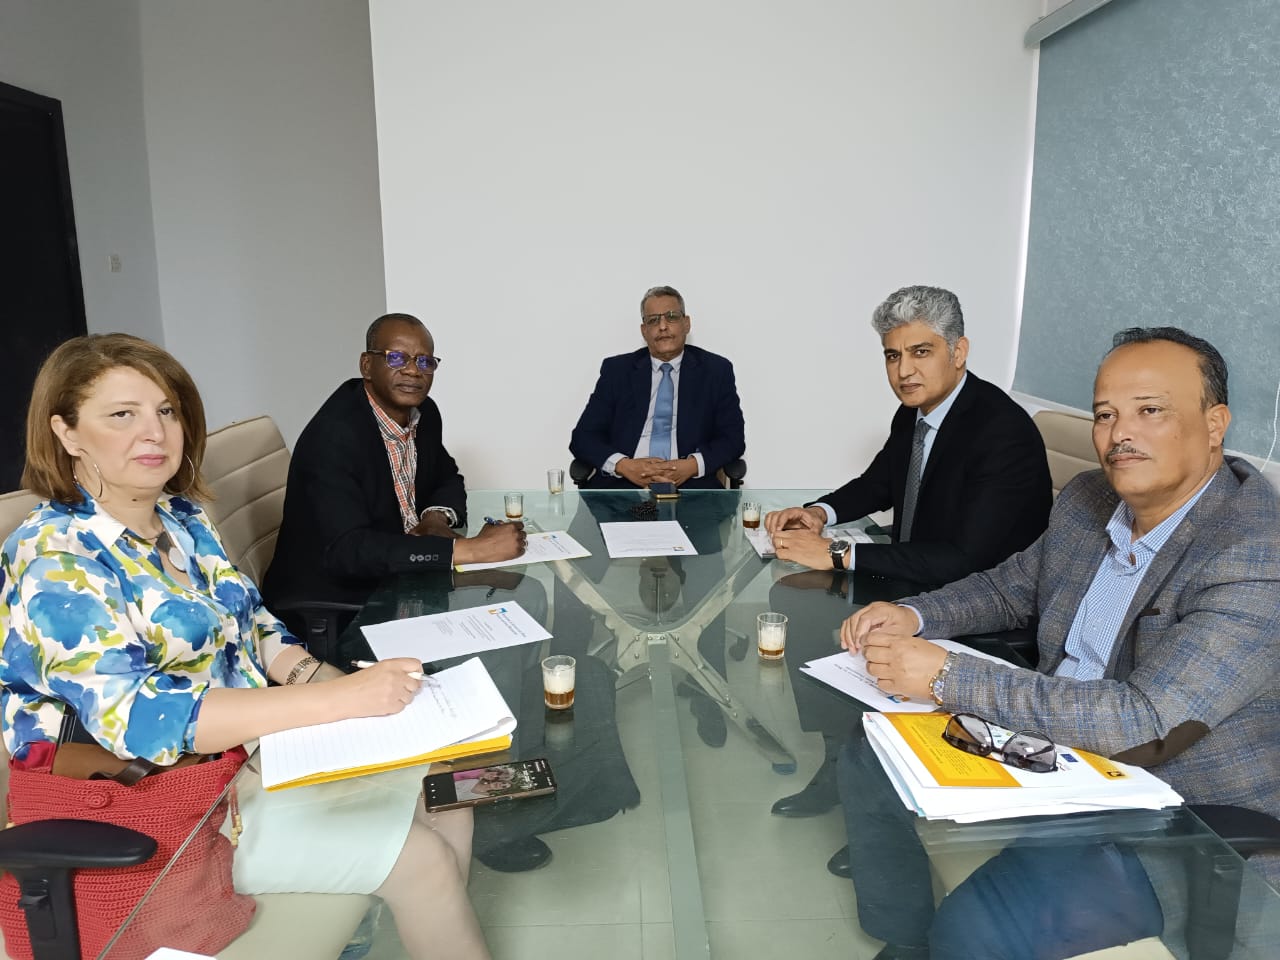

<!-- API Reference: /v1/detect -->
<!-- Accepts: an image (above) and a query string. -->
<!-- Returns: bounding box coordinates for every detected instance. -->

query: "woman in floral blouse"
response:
[0,333,490,960]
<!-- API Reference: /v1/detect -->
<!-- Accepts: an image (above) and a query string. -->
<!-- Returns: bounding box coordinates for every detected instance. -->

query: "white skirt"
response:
[231,762,424,895]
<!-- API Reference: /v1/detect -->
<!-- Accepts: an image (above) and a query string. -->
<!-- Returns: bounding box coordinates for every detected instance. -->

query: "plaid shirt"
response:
[365,387,420,532]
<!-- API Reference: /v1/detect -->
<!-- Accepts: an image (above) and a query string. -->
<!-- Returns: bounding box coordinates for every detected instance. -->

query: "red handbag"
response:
[0,745,256,960]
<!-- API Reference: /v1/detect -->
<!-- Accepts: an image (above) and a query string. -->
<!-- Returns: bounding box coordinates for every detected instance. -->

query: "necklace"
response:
[138,528,187,573]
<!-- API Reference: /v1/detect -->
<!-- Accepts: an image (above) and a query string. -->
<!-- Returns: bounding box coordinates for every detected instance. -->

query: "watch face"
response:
[830,539,851,554]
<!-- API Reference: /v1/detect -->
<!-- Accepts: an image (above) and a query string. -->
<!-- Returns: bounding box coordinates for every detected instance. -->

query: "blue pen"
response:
[483,516,508,526]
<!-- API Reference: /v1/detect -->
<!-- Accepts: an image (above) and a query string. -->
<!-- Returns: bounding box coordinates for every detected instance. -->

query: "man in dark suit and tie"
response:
[566,286,745,745]
[765,286,1052,821]
[570,285,745,490]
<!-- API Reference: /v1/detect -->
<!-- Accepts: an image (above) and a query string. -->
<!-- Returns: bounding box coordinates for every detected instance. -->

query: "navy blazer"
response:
[818,373,1052,586]
[569,344,746,490]
[263,378,468,609]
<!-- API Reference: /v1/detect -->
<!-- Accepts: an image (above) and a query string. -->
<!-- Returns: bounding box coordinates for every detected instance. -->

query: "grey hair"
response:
[870,286,964,350]
[365,312,427,351]
[1108,326,1229,408]
[640,286,686,316]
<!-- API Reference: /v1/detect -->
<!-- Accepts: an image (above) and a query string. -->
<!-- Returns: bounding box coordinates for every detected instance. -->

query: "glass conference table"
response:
[102,490,1280,960]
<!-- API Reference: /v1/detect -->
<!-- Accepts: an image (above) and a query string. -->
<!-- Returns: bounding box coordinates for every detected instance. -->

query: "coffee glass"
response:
[542,654,576,709]
[504,492,524,520]
[757,612,788,660]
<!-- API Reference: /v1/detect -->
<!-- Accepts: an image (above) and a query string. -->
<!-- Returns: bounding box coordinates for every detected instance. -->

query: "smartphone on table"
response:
[423,758,557,812]
[649,482,678,499]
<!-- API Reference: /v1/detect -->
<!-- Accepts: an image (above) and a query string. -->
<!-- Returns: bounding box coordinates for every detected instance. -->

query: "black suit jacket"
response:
[818,373,1051,586]
[262,379,468,608]
[569,344,745,490]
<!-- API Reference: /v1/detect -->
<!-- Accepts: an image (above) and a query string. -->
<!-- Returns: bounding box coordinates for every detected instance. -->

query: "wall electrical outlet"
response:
[108,254,122,273]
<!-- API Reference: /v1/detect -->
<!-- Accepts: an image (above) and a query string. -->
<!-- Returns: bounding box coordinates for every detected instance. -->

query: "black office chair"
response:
[569,457,747,490]
[272,599,364,667]
[0,820,156,960]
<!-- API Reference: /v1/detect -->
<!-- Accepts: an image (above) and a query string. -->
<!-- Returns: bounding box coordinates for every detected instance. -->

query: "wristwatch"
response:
[829,538,851,571]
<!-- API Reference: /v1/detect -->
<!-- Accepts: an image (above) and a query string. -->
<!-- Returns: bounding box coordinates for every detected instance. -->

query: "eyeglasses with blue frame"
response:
[364,350,442,373]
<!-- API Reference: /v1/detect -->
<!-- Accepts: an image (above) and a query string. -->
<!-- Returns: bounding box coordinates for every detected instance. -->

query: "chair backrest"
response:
[201,416,290,585]
[0,491,41,548]
[1,491,42,827]
[1033,410,1097,498]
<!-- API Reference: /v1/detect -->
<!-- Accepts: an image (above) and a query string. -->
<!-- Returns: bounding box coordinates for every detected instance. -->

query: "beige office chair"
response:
[201,415,291,584]
[1033,409,1098,497]
[201,415,359,663]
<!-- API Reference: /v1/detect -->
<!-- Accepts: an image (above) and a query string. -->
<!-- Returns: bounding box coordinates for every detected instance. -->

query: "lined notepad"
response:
[259,657,516,791]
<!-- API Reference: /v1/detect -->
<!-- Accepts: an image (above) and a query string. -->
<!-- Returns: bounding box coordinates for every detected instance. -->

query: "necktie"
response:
[899,419,929,543]
[650,362,674,460]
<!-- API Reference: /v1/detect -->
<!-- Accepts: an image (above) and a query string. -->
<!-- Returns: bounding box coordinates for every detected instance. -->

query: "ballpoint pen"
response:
[351,659,428,680]
[483,516,508,525]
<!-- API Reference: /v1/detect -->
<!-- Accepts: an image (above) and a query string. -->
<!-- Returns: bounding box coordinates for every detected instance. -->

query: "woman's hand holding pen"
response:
[333,657,425,718]
[453,519,527,565]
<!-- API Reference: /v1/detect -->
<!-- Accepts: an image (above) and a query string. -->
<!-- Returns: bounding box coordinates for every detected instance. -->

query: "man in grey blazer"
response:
[836,327,1280,960]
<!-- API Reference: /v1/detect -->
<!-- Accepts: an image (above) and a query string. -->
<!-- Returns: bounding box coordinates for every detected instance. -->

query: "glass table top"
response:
[100,489,1280,960]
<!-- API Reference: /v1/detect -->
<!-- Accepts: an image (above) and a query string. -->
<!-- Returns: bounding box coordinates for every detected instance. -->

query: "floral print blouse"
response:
[0,491,300,764]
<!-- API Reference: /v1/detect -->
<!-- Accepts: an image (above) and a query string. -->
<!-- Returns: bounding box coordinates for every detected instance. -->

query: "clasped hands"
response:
[617,456,698,488]
[764,505,836,569]
[839,601,949,702]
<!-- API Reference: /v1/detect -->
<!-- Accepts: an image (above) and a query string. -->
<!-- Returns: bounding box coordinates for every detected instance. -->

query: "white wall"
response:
[0,0,163,343]
[137,0,386,446]
[370,0,1043,489]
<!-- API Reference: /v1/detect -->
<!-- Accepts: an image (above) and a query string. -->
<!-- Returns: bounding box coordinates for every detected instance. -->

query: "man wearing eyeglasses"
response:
[835,328,1280,960]
[569,285,745,489]
[264,313,526,619]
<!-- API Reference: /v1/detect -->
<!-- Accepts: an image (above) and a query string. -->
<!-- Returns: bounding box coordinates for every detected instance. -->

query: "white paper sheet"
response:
[745,524,874,559]
[454,530,591,571]
[800,639,1019,713]
[599,520,698,558]
[362,601,550,662]
[259,657,516,790]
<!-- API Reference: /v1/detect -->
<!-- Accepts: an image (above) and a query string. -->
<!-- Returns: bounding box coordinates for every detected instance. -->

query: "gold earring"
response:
[72,459,105,499]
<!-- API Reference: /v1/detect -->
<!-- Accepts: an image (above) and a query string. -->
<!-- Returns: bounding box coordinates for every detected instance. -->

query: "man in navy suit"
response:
[570,286,745,489]
[567,286,745,746]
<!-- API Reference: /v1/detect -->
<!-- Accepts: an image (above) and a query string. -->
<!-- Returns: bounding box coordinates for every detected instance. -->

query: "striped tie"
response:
[899,419,929,542]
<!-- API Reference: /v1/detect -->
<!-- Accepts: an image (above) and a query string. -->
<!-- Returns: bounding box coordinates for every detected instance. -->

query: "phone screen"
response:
[423,758,557,812]
[649,482,678,499]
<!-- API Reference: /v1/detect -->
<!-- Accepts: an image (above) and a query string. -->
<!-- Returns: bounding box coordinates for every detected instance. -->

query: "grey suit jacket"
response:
[906,458,1280,836]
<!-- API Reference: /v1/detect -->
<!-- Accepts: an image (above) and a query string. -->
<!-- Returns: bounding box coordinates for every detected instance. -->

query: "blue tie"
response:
[650,362,674,460]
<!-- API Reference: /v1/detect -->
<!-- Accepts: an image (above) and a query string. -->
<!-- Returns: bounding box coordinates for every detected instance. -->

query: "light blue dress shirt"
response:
[1054,476,1214,680]
[816,373,968,570]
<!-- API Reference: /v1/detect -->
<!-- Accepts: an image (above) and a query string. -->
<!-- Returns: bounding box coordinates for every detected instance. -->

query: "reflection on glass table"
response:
[95,490,1280,960]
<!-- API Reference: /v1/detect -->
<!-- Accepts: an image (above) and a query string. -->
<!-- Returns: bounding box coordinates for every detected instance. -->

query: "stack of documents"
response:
[864,712,1183,823]
[260,657,517,791]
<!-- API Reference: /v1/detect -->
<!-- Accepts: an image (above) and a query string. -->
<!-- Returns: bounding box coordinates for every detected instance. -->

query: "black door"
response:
[0,81,87,492]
